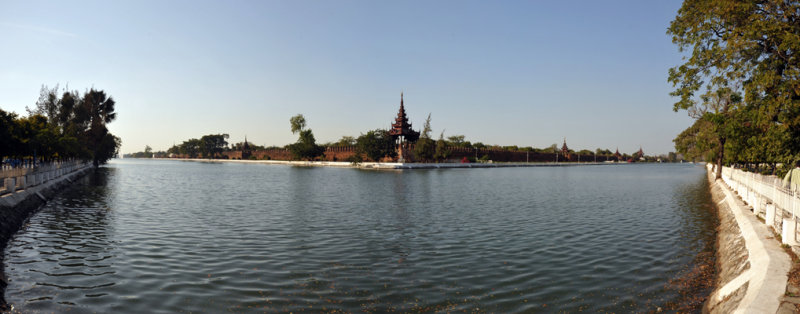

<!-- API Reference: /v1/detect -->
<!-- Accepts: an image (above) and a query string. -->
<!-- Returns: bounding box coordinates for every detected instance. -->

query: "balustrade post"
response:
[26,173,34,188]
[16,176,25,190]
[783,217,798,246]
[766,203,776,230]
[4,177,15,194]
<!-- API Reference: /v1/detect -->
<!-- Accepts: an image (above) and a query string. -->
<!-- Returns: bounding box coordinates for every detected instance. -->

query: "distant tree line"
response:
[154,112,666,163]
[164,134,231,159]
[668,0,799,177]
[0,85,120,168]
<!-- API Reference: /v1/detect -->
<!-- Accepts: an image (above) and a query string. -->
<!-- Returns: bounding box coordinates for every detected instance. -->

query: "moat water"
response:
[3,160,716,312]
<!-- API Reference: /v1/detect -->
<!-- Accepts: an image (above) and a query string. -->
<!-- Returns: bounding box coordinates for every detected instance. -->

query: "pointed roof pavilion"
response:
[389,93,420,142]
[242,136,252,159]
[561,138,571,160]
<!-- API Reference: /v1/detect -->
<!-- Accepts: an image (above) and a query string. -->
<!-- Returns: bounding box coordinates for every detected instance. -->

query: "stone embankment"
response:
[705,165,797,313]
[0,162,93,312]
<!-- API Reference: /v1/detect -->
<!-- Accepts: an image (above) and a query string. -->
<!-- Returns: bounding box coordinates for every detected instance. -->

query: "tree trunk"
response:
[715,138,725,179]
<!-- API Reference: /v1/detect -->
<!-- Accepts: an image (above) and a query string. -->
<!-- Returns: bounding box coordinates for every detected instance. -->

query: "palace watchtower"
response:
[242,137,252,159]
[388,93,420,162]
[561,138,571,161]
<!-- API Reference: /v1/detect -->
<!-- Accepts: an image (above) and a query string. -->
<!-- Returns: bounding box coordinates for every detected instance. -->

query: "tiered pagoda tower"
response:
[561,138,571,161]
[389,93,420,162]
[637,146,644,160]
[242,137,252,159]
[614,147,622,162]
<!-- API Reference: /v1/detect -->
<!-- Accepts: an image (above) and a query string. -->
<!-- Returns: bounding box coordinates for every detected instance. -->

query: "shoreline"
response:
[147,158,628,169]
[0,165,93,312]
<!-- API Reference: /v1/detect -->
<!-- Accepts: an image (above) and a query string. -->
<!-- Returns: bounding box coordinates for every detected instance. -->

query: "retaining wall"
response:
[706,164,794,313]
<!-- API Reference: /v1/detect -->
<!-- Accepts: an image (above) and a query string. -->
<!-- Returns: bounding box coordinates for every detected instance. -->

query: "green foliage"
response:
[355,129,396,162]
[128,145,155,158]
[413,113,435,162]
[669,0,800,172]
[199,134,229,158]
[1,86,121,166]
[596,148,612,155]
[176,138,202,158]
[348,152,364,165]
[446,135,471,148]
[286,115,322,160]
[333,136,356,147]
[288,129,324,160]
[434,131,450,162]
[420,113,432,138]
[290,114,306,134]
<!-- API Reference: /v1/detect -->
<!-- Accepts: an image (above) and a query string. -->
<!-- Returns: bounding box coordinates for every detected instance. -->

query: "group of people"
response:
[0,158,39,170]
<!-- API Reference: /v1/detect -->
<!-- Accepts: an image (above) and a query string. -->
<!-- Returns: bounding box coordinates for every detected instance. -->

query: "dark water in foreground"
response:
[4,160,716,313]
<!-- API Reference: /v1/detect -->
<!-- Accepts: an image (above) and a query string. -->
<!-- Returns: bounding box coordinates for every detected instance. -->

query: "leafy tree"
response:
[668,0,800,174]
[4,86,121,166]
[355,129,396,162]
[446,135,471,148]
[199,134,229,158]
[596,148,612,156]
[434,131,451,162]
[167,144,180,155]
[290,114,306,134]
[289,130,324,160]
[81,89,120,167]
[288,114,323,160]
[180,139,202,158]
[413,113,435,162]
[29,84,61,125]
[0,109,19,159]
[334,136,356,147]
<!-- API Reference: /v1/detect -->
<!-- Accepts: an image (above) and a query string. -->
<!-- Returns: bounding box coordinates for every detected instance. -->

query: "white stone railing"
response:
[0,160,91,196]
[712,164,800,245]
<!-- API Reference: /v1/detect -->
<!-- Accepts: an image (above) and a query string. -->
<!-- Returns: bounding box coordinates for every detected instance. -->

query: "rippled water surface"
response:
[4,160,716,312]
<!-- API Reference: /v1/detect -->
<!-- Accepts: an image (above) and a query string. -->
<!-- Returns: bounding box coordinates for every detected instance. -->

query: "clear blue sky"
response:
[0,0,691,155]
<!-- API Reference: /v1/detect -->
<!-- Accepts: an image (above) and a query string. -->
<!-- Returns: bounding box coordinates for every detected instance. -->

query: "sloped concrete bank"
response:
[0,165,93,312]
[705,169,792,313]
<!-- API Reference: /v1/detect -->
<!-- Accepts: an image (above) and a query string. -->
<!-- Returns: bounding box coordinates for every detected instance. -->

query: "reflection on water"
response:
[4,160,715,312]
